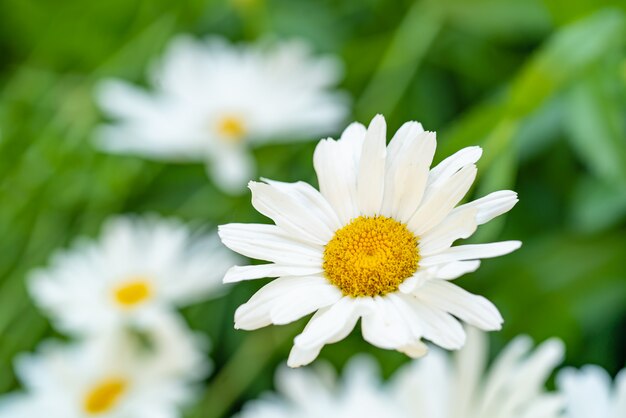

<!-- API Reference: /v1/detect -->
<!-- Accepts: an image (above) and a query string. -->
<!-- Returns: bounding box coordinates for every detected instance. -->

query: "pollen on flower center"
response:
[113,278,152,308]
[83,378,127,415]
[217,115,246,142]
[323,216,419,297]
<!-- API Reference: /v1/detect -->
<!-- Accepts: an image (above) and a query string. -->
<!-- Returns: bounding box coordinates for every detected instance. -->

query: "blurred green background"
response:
[0,0,625,416]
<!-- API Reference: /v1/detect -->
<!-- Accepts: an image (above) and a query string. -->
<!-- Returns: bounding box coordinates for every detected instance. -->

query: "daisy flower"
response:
[392,327,564,418]
[236,328,564,418]
[219,114,521,367]
[557,365,626,418]
[95,36,348,193]
[236,356,409,418]
[0,311,208,418]
[29,215,237,337]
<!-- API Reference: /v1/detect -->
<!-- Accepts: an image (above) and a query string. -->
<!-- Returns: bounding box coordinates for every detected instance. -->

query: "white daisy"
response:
[95,36,348,193]
[557,365,626,418]
[0,311,208,418]
[236,328,564,418]
[236,356,410,418]
[392,327,564,418]
[219,114,521,367]
[29,214,237,337]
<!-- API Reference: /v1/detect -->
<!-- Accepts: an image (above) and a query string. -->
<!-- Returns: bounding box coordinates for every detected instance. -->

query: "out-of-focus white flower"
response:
[236,357,410,418]
[29,215,237,337]
[95,36,348,193]
[219,114,521,367]
[557,365,626,418]
[236,328,564,418]
[392,327,564,418]
[0,311,208,418]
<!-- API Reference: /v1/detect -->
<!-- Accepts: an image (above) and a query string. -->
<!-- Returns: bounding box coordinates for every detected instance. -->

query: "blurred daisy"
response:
[236,357,409,418]
[236,328,564,418]
[95,36,348,193]
[30,215,237,337]
[392,328,564,418]
[219,114,521,367]
[0,311,208,418]
[557,365,626,418]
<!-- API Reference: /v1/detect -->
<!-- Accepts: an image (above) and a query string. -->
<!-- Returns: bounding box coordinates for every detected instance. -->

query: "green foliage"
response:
[0,0,625,416]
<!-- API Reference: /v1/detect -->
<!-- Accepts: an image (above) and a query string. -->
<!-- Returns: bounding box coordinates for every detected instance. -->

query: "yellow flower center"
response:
[113,278,152,308]
[323,216,420,297]
[217,115,246,142]
[83,378,127,415]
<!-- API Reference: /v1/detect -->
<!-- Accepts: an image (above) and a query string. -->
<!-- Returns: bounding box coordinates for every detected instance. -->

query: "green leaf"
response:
[570,175,626,232]
[564,72,626,186]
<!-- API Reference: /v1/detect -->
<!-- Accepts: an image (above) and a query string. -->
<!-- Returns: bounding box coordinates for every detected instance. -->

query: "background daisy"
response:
[220,114,521,366]
[236,328,563,418]
[95,36,349,193]
[557,365,626,418]
[0,312,207,418]
[236,356,410,418]
[392,327,564,418]
[29,215,237,337]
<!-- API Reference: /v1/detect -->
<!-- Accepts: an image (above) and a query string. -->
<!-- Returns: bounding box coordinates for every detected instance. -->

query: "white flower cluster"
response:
[95,36,348,194]
[0,216,236,418]
[237,328,626,418]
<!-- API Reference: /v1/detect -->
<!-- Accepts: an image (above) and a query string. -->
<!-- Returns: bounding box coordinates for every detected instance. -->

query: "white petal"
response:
[270,287,343,326]
[518,395,565,418]
[420,241,521,266]
[384,131,437,222]
[292,297,364,349]
[391,349,452,418]
[434,260,481,280]
[408,164,477,235]
[262,179,342,232]
[614,369,626,418]
[381,122,427,216]
[385,121,425,169]
[452,326,488,416]
[496,338,564,414]
[386,293,432,356]
[480,337,563,416]
[451,190,518,225]
[289,297,365,367]
[360,296,415,350]
[313,123,366,224]
[398,270,433,293]
[249,181,335,245]
[417,280,503,330]
[96,79,157,119]
[419,207,478,256]
[357,115,387,215]
[218,223,323,267]
[234,276,341,330]
[223,264,323,283]
[287,345,324,369]
[207,147,254,194]
[273,365,332,407]
[479,336,534,411]
[399,294,466,350]
[149,35,209,99]
[95,80,205,159]
[427,146,482,189]
[557,365,613,418]
[398,341,429,358]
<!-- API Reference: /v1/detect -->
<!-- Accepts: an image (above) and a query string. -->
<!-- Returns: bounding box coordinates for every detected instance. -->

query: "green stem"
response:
[355,1,443,119]
[191,326,295,418]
